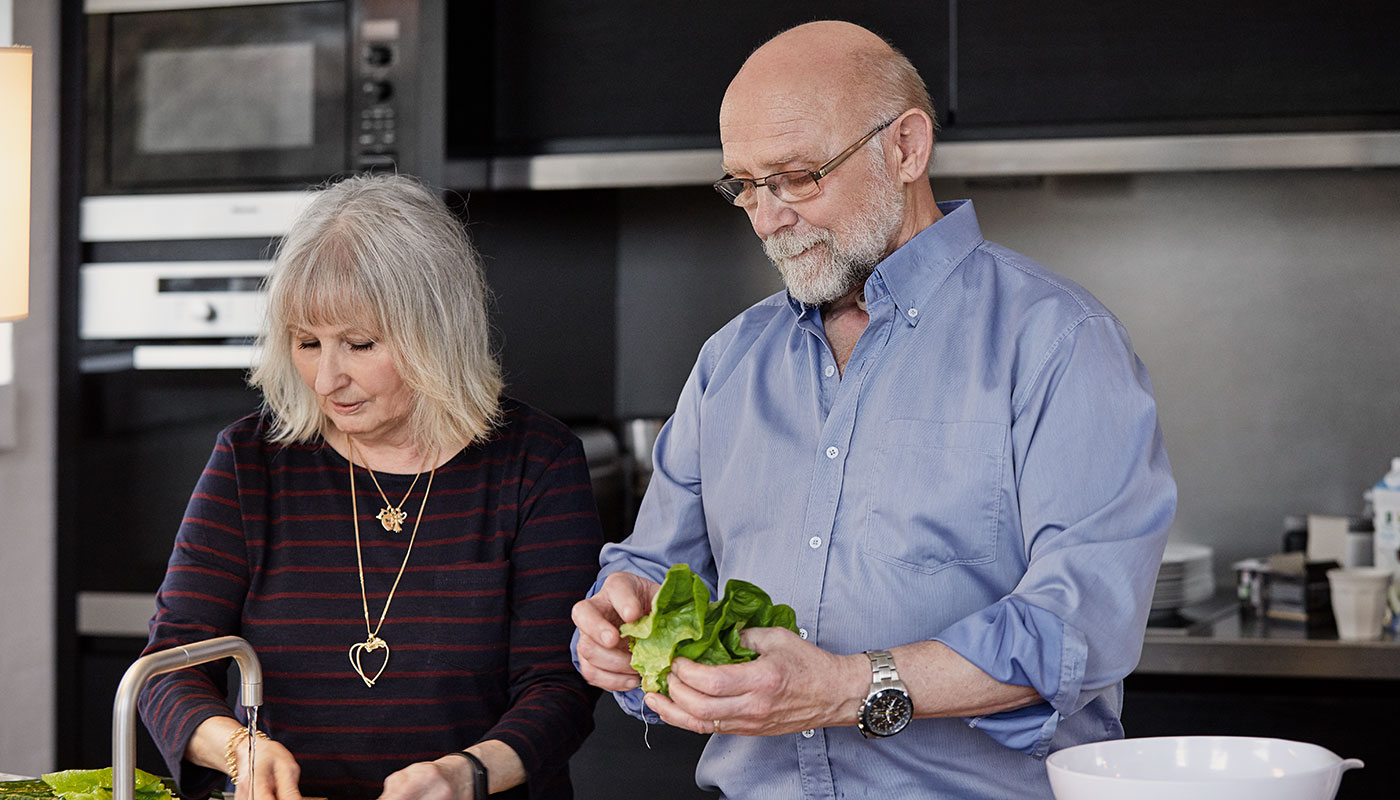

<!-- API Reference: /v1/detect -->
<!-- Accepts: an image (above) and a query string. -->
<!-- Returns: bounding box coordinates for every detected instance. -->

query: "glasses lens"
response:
[771,171,820,202]
[714,178,752,206]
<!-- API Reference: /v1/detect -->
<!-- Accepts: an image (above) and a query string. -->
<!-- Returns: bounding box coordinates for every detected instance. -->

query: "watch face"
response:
[863,688,912,736]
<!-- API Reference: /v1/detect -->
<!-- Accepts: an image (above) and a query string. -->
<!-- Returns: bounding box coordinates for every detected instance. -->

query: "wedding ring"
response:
[713,719,722,734]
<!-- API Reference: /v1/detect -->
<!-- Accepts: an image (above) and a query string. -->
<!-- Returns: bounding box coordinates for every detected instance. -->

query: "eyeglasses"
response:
[713,118,896,207]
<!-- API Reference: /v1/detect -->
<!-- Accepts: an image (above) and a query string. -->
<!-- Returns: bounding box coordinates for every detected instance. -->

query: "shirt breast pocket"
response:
[863,419,1007,574]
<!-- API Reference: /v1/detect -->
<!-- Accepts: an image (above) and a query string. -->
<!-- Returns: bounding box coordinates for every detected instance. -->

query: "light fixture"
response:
[1,45,33,321]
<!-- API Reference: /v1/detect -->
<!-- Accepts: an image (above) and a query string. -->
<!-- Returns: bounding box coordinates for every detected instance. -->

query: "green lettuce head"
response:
[619,563,798,695]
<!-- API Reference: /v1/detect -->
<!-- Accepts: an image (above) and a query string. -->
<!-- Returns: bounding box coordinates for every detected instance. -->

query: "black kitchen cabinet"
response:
[454,1,1400,158]
[486,1,951,155]
[951,1,1400,139]
[1124,674,1398,800]
[74,637,172,776]
[456,189,620,422]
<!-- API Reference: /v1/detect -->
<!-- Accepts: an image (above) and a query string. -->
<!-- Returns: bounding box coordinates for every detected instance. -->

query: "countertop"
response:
[1138,595,1400,680]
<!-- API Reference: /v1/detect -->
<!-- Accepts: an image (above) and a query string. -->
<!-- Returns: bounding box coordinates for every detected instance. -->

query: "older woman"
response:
[137,174,603,800]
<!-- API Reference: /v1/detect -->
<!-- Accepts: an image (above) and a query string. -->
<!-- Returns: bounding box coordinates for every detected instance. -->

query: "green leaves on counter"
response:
[38,768,173,800]
[619,563,798,695]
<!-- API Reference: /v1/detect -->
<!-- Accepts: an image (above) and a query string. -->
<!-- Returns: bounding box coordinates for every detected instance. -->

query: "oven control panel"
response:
[80,261,270,340]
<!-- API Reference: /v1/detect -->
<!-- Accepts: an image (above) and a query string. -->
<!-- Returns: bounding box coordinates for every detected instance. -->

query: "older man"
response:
[573,20,1175,799]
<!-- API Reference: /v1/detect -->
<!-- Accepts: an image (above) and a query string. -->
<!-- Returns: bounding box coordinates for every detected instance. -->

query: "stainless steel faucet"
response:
[112,636,263,800]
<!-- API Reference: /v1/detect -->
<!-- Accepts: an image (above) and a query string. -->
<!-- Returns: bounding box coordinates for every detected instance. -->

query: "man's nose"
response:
[748,187,797,239]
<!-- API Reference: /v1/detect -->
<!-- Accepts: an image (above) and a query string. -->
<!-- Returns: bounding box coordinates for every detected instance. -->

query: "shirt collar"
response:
[872,199,984,326]
[783,199,985,325]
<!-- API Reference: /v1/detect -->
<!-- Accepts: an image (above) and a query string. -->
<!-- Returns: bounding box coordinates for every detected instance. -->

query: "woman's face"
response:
[290,321,415,447]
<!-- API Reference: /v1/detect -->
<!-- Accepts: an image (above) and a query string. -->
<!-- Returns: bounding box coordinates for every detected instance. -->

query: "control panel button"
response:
[364,44,393,67]
[362,80,393,103]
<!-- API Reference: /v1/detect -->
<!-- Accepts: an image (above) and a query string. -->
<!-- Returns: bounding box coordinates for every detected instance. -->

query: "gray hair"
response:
[852,38,937,159]
[250,172,503,448]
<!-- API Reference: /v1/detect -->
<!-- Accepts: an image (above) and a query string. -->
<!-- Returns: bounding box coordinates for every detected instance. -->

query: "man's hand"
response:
[570,571,661,692]
[644,627,867,736]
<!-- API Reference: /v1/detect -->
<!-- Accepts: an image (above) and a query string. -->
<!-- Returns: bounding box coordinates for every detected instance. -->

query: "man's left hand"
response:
[644,626,867,736]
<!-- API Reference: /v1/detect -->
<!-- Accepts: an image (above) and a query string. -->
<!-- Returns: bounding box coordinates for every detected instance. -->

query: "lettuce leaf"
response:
[619,563,710,693]
[620,563,798,695]
[40,768,171,800]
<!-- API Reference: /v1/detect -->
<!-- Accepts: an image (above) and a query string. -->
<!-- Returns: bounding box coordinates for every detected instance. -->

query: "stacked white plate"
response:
[1152,542,1214,611]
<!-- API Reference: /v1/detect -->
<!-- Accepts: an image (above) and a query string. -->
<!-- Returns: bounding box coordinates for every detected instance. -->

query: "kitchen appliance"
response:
[1046,736,1363,800]
[83,0,444,195]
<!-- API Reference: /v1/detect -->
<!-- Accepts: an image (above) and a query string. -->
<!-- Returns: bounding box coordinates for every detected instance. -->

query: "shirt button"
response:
[908,307,919,318]
[808,536,822,549]
[799,627,809,639]
[824,364,835,378]
[825,446,839,459]
[802,729,815,738]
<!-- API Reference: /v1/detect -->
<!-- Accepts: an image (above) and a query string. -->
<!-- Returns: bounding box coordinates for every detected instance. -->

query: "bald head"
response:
[720,21,933,143]
[717,21,943,281]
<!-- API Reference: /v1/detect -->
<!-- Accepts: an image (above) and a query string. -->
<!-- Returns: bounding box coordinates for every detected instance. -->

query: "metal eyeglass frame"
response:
[713,117,897,206]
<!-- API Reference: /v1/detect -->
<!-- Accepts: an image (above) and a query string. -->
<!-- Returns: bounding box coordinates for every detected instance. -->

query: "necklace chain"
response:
[360,451,428,533]
[347,435,435,687]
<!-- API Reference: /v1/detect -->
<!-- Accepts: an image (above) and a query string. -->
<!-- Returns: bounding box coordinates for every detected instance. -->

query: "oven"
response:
[84,0,443,195]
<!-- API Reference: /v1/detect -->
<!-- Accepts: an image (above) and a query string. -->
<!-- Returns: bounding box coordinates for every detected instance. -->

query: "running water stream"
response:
[245,706,260,800]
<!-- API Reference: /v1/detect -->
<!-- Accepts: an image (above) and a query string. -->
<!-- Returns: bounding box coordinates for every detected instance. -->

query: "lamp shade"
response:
[1,46,33,321]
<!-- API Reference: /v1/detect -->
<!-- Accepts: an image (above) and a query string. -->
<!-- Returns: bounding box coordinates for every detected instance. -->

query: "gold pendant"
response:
[377,505,407,533]
[349,635,390,687]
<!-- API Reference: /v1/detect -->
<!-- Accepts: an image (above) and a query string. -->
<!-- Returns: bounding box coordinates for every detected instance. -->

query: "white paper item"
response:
[1306,514,1350,565]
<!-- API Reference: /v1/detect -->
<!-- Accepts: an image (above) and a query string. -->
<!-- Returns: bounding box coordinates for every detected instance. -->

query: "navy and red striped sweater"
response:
[137,398,603,800]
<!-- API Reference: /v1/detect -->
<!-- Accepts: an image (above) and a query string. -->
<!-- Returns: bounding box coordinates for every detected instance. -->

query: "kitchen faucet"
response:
[111,636,263,800]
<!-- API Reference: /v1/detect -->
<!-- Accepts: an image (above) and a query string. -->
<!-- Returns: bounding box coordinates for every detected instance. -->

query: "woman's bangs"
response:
[281,242,382,337]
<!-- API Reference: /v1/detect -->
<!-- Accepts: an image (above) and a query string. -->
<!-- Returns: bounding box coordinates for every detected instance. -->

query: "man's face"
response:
[720,112,905,306]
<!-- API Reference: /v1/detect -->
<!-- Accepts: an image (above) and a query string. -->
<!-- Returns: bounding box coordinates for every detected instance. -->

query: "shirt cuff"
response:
[933,597,1088,756]
[569,582,664,726]
[611,685,663,724]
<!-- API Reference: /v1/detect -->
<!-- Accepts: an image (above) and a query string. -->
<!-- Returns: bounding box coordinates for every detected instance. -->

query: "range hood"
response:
[468,130,1400,192]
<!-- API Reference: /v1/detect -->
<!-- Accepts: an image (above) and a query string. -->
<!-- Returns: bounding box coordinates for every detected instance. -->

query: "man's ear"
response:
[891,109,935,184]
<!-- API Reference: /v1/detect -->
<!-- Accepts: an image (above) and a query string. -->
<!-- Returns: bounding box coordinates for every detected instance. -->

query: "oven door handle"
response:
[80,345,258,373]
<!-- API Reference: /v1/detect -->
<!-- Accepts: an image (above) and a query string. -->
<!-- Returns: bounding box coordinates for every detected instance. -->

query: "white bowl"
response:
[1046,736,1363,800]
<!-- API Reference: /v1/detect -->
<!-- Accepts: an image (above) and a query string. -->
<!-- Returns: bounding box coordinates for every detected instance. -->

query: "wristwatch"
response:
[857,649,913,738]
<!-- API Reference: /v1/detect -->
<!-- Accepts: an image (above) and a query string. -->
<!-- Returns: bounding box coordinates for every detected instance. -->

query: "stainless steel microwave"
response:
[84,0,444,194]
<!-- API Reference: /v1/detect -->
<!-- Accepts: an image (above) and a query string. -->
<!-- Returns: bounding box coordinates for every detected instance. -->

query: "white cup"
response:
[1326,567,1393,641]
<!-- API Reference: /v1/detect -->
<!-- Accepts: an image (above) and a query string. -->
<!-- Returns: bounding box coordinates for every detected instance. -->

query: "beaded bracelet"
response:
[443,750,488,800]
[224,727,270,786]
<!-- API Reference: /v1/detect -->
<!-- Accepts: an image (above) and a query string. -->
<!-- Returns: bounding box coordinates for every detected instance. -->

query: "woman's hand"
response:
[571,571,660,692]
[187,717,302,800]
[230,737,302,800]
[378,741,525,800]
[377,757,475,800]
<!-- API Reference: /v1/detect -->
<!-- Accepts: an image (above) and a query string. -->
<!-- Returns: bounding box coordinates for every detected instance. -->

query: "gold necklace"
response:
[359,451,429,533]
[346,435,435,688]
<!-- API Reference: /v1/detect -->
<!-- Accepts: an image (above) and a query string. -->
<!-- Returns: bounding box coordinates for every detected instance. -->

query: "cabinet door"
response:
[953,1,1400,137]
[490,1,951,154]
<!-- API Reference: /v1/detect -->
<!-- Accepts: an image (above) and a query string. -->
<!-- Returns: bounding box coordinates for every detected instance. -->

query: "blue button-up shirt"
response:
[585,200,1176,799]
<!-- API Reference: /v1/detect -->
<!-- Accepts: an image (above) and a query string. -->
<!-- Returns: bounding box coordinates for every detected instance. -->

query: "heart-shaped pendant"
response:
[349,635,390,687]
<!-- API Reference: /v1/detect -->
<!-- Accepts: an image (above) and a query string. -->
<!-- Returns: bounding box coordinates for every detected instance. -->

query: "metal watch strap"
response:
[858,648,912,738]
[867,648,899,682]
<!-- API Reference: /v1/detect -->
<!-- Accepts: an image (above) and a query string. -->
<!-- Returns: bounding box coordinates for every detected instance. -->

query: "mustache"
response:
[763,227,832,261]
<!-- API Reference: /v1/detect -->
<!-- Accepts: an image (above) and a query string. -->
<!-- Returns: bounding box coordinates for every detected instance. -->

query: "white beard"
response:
[763,165,906,306]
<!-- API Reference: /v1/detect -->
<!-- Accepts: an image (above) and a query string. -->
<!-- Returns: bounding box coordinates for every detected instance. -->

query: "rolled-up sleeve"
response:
[934,314,1176,756]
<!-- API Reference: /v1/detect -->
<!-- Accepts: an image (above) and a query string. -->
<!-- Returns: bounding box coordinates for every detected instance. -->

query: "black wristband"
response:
[445,750,488,800]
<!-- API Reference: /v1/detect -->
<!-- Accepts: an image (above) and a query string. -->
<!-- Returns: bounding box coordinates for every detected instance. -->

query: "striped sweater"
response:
[137,398,603,800]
